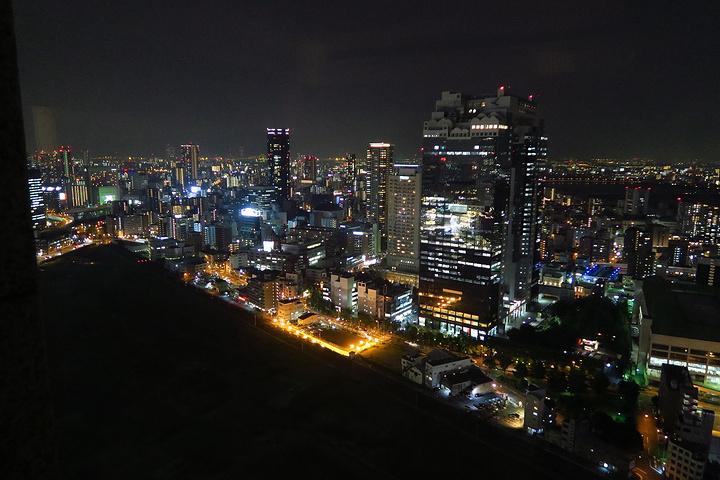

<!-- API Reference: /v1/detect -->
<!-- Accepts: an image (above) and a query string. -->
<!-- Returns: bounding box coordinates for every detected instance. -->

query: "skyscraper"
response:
[181,143,200,189]
[27,168,45,229]
[624,186,650,216]
[624,226,653,279]
[387,163,421,273]
[267,128,291,202]
[365,142,393,236]
[418,88,547,337]
[59,145,71,182]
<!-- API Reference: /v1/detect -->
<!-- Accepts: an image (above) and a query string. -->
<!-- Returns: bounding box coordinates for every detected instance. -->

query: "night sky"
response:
[13,1,720,161]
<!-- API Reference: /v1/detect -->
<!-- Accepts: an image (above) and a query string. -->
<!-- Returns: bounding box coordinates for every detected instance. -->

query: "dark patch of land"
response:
[38,244,597,479]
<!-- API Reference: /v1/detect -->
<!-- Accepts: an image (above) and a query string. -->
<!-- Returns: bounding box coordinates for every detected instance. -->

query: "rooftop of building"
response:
[278,298,301,305]
[425,349,468,367]
[661,364,695,390]
[441,366,493,386]
[644,277,720,342]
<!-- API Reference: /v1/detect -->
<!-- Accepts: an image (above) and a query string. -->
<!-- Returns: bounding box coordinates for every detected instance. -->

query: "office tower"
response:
[27,168,46,229]
[303,155,318,181]
[624,226,653,279]
[697,257,720,287]
[668,236,689,267]
[624,186,650,216]
[181,143,200,189]
[678,202,720,245]
[59,145,72,181]
[418,88,547,337]
[68,180,89,208]
[387,163,421,273]
[267,128,291,202]
[165,144,176,162]
[345,152,357,192]
[365,142,393,235]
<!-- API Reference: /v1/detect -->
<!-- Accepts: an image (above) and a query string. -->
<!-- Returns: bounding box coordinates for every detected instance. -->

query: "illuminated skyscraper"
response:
[59,146,71,181]
[27,168,45,229]
[181,143,200,189]
[365,142,393,235]
[418,88,547,337]
[387,163,421,273]
[624,227,653,279]
[267,128,291,202]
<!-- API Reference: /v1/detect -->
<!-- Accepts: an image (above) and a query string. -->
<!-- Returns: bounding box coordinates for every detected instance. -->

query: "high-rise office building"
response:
[364,142,393,235]
[624,186,650,216]
[68,180,89,208]
[27,168,46,230]
[267,128,291,202]
[303,155,318,181]
[387,163,421,273]
[678,202,720,245]
[624,226,653,279]
[181,143,200,189]
[59,146,72,182]
[418,88,547,337]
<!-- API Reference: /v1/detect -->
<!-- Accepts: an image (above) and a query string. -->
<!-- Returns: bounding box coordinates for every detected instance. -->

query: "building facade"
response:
[27,168,45,229]
[624,227,653,279]
[267,128,291,203]
[181,143,200,189]
[364,142,393,235]
[387,163,421,273]
[418,88,547,336]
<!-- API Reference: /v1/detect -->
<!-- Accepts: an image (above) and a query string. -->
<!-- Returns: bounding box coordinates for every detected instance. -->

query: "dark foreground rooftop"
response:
[643,277,720,342]
[39,244,596,479]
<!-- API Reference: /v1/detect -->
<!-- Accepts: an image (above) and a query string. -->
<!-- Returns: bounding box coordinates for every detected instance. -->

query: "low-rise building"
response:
[423,349,473,389]
[523,386,556,434]
[357,280,413,325]
[324,273,357,311]
[440,367,493,397]
[636,278,720,386]
[545,417,636,476]
[297,312,320,326]
[277,299,304,323]
[245,269,280,312]
[666,437,709,480]
[658,364,715,480]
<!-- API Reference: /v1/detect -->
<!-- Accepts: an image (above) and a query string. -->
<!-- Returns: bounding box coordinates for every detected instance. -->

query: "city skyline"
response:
[13,2,720,161]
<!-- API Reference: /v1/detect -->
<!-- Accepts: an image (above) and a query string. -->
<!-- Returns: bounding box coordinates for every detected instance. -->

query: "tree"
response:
[618,380,640,414]
[568,368,587,395]
[483,355,497,370]
[530,360,547,380]
[514,362,529,379]
[591,371,611,394]
[547,370,567,393]
[497,354,513,372]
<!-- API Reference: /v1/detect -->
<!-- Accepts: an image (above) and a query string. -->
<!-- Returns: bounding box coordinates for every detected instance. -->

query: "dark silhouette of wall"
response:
[0,1,58,477]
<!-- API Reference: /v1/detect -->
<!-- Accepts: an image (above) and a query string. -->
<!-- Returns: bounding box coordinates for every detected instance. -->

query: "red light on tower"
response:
[440,157,446,162]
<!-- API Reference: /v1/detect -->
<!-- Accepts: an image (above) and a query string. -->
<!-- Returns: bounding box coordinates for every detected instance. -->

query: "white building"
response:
[387,164,421,273]
[423,349,473,389]
[324,274,357,311]
[523,387,555,434]
[277,299,304,323]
